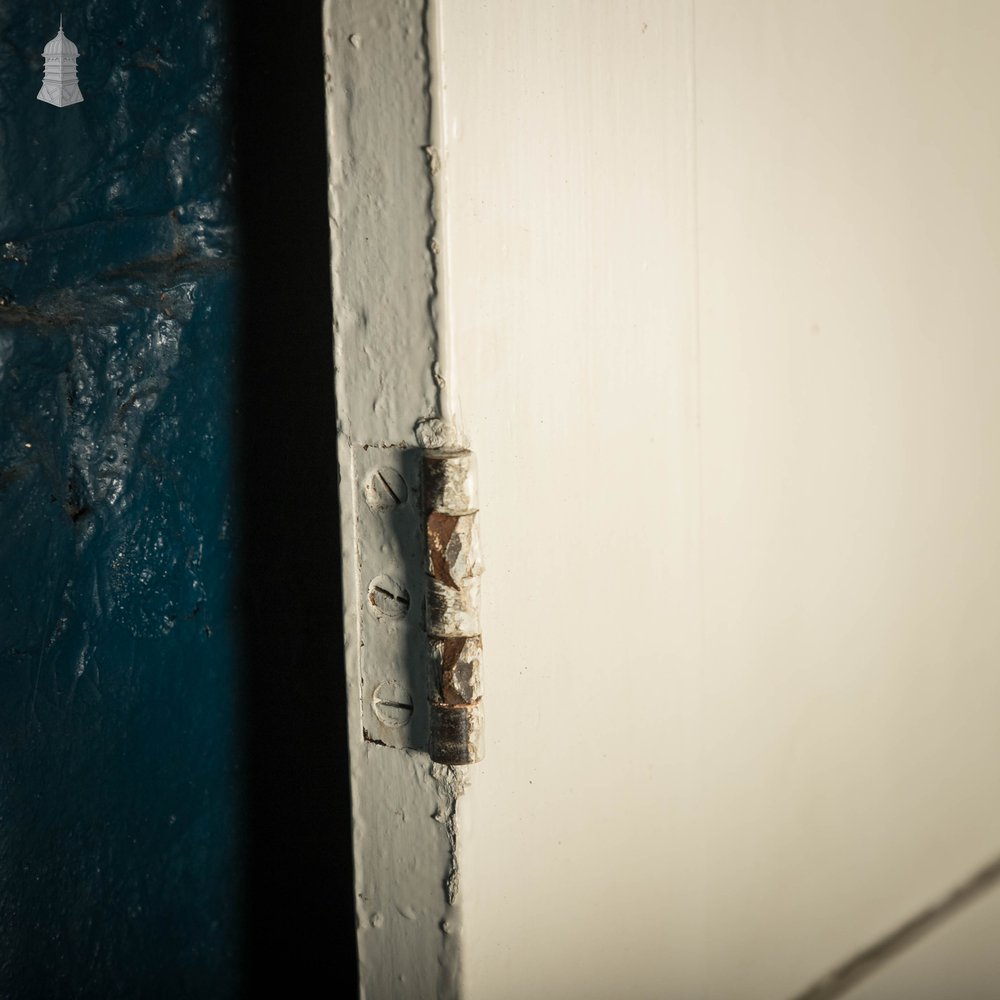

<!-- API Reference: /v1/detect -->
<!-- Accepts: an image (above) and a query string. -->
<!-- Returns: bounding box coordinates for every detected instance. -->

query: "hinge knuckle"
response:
[422,447,484,765]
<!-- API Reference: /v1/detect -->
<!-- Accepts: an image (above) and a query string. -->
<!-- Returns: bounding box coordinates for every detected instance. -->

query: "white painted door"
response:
[446,2,1000,998]
[327,2,1000,997]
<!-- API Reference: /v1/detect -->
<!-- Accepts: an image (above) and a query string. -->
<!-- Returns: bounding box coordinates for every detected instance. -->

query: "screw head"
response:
[364,467,408,513]
[367,574,411,621]
[372,681,413,728]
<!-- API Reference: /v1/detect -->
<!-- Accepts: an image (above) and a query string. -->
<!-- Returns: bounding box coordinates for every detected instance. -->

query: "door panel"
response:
[443,2,1000,996]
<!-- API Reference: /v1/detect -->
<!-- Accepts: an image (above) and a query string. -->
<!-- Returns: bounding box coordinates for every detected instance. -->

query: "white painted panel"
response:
[444,3,703,997]
[696,2,1000,995]
[443,2,1000,998]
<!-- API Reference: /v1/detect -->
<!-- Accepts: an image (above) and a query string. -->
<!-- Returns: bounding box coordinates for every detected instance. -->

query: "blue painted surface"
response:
[0,3,238,995]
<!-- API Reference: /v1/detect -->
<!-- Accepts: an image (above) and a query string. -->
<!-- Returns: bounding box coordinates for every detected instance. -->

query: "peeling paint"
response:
[416,415,467,451]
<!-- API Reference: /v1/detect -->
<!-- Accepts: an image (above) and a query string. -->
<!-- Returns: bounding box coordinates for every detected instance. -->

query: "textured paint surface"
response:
[443,1,1000,998]
[0,3,238,995]
[324,2,465,997]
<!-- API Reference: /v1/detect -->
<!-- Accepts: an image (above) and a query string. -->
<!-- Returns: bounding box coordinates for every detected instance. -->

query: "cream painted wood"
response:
[441,1,1000,998]
[695,4,1000,995]
[445,4,703,996]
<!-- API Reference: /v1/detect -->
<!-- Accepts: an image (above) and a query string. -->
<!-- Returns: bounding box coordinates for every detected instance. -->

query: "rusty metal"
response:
[422,447,484,764]
[422,447,478,514]
[429,702,484,767]
[428,635,483,704]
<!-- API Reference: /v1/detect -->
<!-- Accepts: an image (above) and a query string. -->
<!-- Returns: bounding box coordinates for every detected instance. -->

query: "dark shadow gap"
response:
[228,1,357,994]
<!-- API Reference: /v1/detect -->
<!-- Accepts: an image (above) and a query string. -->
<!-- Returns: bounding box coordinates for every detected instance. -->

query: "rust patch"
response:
[429,635,483,707]
[427,510,460,589]
[440,636,468,705]
[439,636,467,672]
[429,702,483,766]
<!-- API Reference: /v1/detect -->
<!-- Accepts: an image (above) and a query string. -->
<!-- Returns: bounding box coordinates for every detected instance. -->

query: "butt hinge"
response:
[422,447,484,765]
